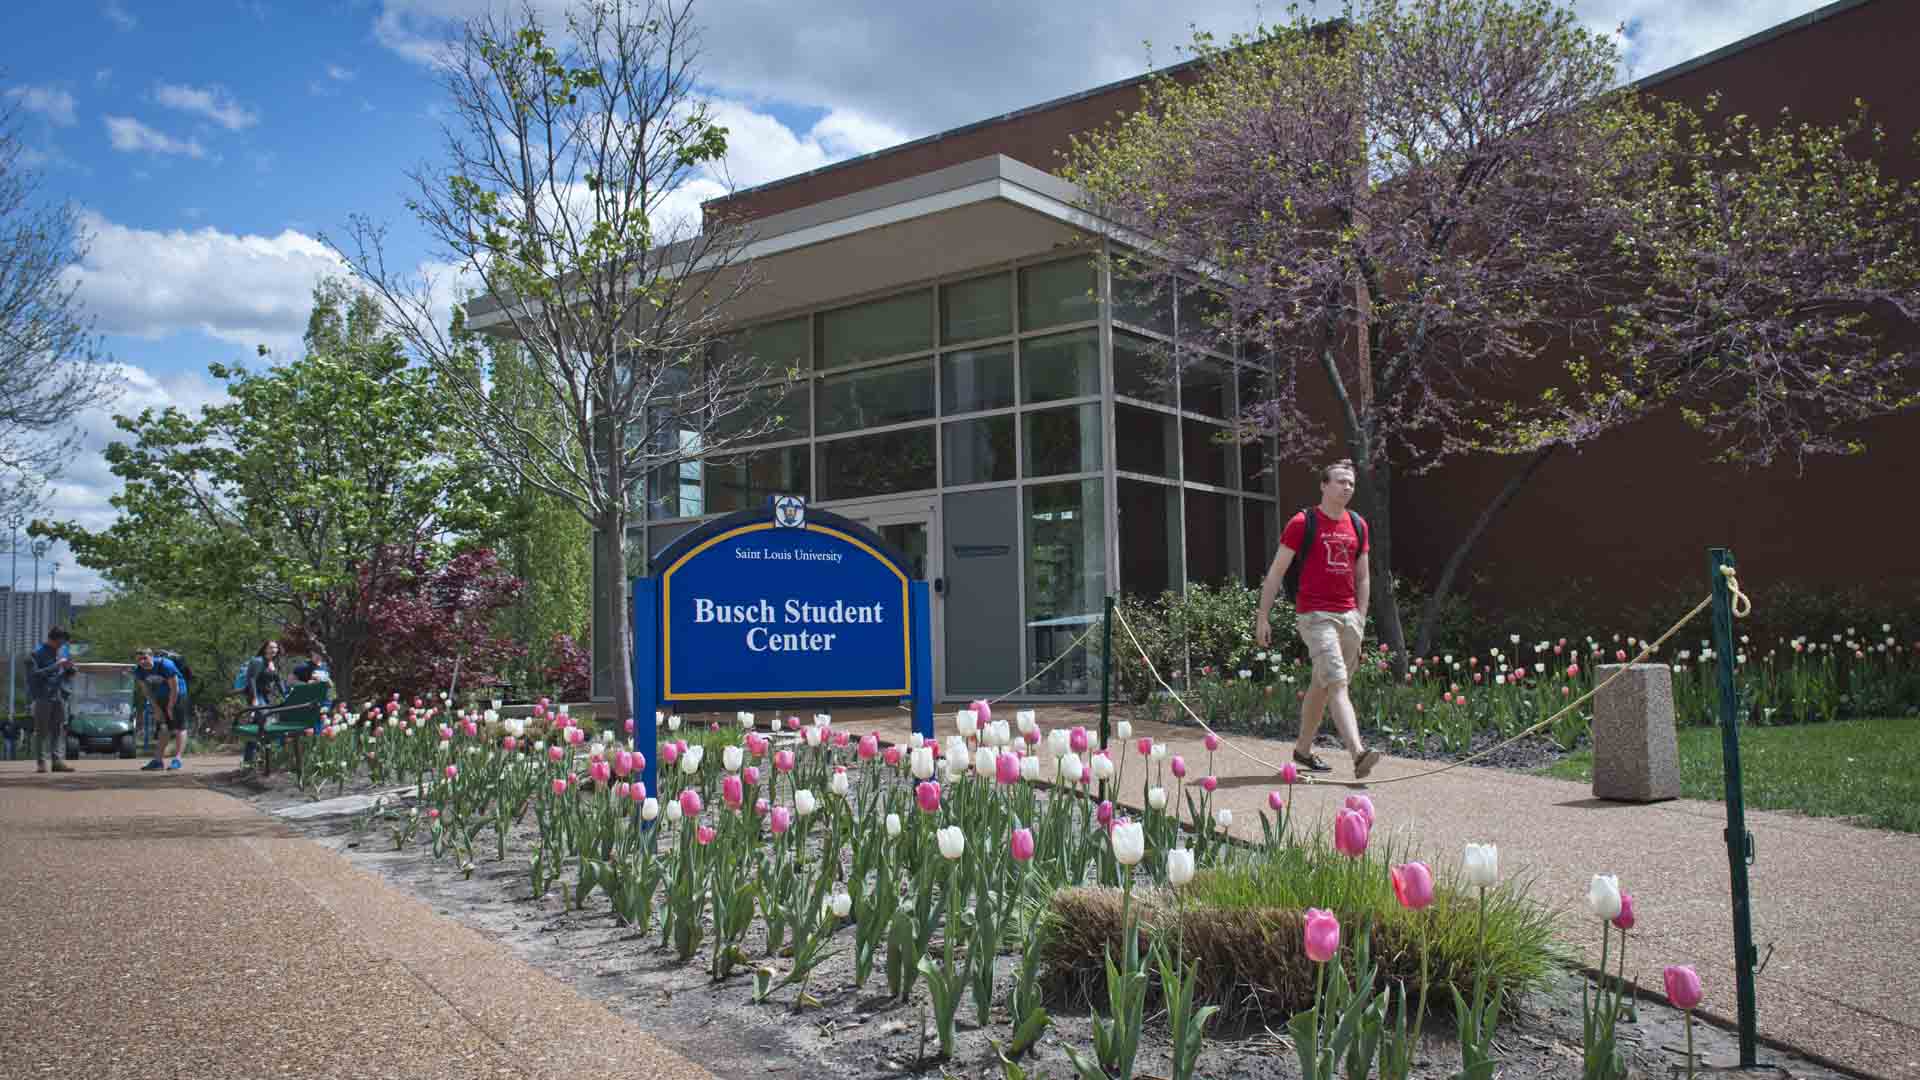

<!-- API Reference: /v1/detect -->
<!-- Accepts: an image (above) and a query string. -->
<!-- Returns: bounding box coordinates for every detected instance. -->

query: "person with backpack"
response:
[1254,459,1383,780]
[239,640,285,765]
[29,627,78,773]
[135,647,191,771]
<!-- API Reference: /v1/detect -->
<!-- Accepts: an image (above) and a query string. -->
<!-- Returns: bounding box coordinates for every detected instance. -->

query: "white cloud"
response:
[6,85,78,126]
[153,83,260,131]
[103,1,136,31]
[327,64,356,82]
[103,116,206,158]
[94,68,114,88]
[702,101,907,190]
[61,210,345,355]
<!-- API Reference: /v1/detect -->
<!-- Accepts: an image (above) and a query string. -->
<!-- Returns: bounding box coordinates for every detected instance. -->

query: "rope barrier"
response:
[1112,565,1752,789]
[895,618,1105,713]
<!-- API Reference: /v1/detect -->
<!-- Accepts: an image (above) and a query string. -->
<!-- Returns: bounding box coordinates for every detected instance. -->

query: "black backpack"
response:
[1281,508,1368,603]
[156,649,195,682]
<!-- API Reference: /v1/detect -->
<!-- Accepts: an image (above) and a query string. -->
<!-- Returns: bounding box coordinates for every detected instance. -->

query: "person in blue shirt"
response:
[29,627,77,773]
[135,647,189,771]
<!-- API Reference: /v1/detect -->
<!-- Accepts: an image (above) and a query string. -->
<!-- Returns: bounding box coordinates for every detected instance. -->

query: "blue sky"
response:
[2,0,1836,596]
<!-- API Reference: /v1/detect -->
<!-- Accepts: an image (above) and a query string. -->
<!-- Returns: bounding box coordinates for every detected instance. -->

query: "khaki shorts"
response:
[1296,610,1364,689]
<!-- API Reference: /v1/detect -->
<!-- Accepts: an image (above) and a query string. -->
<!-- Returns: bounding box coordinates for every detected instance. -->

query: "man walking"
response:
[29,627,77,773]
[1254,460,1383,780]
[135,648,189,771]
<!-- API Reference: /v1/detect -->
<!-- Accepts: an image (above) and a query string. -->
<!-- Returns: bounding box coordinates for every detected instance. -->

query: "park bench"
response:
[231,682,330,777]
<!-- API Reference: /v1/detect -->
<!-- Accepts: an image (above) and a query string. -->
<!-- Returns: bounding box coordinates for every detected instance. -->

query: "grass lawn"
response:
[1538,716,1920,833]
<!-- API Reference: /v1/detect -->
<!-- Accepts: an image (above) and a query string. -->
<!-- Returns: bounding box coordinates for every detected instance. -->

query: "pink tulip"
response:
[589,761,611,785]
[1443,692,1455,705]
[697,825,716,846]
[1268,790,1286,812]
[614,782,630,800]
[427,808,439,820]
[1343,793,1375,827]
[1010,827,1035,862]
[568,773,580,791]
[1303,908,1341,963]
[743,765,761,787]
[858,733,880,760]
[1024,728,1040,746]
[566,726,585,746]
[1280,760,1298,785]
[373,727,384,738]
[1200,775,1218,793]
[995,752,1020,785]
[722,775,744,809]
[747,733,769,757]
[630,751,646,773]
[883,746,903,767]
[629,782,647,803]
[614,750,634,778]
[624,717,636,734]
[775,749,796,773]
[662,742,681,766]
[1664,965,1702,1010]
[785,715,800,731]
[1203,733,1220,752]
[1333,808,1371,857]
[1069,726,1090,753]
[1170,755,1187,779]
[1096,800,1114,827]
[502,736,517,752]
[1616,649,1628,662]
[552,778,568,796]
[1391,862,1435,910]
[832,730,850,750]
[439,725,453,740]
[753,797,769,817]
[444,764,458,779]
[916,781,941,814]
[770,806,792,833]
[1613,892,1636,931]
[1136,737,1153,757]
[532,704,545,719]
[678,789,703,818]
[1568,664,1582,678]
[963,699,989,732]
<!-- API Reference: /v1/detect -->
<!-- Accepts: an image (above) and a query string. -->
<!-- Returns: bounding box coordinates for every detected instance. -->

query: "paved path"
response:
[0,754,710,1080]
[823,705,1919,1080]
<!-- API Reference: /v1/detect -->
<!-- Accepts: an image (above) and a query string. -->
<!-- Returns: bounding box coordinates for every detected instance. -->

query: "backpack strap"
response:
[1350,510,1367,556]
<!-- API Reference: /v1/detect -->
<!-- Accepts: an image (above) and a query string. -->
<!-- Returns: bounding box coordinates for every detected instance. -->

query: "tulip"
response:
[445,764,459,780]
[1214,808,1233,832]
[1020,756,1040,782]
[885,812,902,837]
[1199,774,1218,793]
[774,749,796,774]
[1010,827,1036,862]
[503,735,517,752]
[753,797,769,817]
[995,752,1020,785]
[1046,729,1070,757]
[1303,908,1341,964]
[803,726,824,749]
[566,726,585,745]
[770,806,792,834]
[956,708,979,738]
[548,745,564,764]
[613,781,630,800]
[1463,843,1499,888]
[1280,760,1298,784]
[1613,891,1636,931]
[1060,752,1085,783]
[1203,732,1220,752]
[1110,820,1145,866]
[1150,742,1168,760]
[829,768,850,797]
[1663,965,1702,1010]
[937,826,966,860]
[641,797,659,821]
[857,733,879,760]
[613,749,633,777]
[909,746,935,780]
[1333,808,1371,857]
[916,781,941,814]
[665,800,683,824]
[909,732,925,749]
[1567,663,1582,678]
[1136,736,1153,757]
[742,764,760,787]
[722,745,743,772]
[1015,709,1037,735]
[1069,726,1090,753]
[1586,874,1622,921]
[969,699,992,731]
[1092,752,1115,781]
[1169,754,1187,779]
[679,788,704,818]
[697,825,716,846]
[746,733,769,757]
[461,719,478,738]
[427,808,440,821]
[945,735,968,764]
[667,714,682,732]
[1268,790,1286,812]
[1391,862,1436,910]
[1096,800,1115,827]
[973,745,996,776]
[1167,848,1195,886]
[662,742,680,766]
[681,745,704,775]
[830,891,853,919]
[883,745,903,767]
[986,720,1010,747]
[719,774,744,810]
[794,789,817,816]
[589,760,610,785]
[552,778,568,796]
[1343,793,1375,827]
[1114,719,1132,741]
[1147,786,1168,810]
[832,730,850,750]
[736,710,755,730]
[1024,728,1040,746]
[629,781,647,803]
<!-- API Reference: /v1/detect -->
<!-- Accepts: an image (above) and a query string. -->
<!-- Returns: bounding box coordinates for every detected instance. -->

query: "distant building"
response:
[2,588,75,659]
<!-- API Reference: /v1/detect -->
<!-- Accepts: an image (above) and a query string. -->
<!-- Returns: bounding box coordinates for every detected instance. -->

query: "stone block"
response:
[1590,663,1681,802]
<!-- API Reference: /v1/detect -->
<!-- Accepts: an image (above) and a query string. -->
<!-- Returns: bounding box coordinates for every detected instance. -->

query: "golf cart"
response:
[65,662,139,759]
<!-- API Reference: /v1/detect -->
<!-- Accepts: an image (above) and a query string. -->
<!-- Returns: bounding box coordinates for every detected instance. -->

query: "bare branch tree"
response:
[332,0,786,722]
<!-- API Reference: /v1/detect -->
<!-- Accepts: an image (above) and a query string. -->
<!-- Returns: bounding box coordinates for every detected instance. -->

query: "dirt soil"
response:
[210,768,1852,1080]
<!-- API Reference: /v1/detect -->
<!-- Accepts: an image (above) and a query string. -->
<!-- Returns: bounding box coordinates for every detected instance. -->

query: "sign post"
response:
[631,497,934,798]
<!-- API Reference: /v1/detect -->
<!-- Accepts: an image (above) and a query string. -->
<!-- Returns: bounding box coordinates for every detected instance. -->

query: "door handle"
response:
[933,576,945,595]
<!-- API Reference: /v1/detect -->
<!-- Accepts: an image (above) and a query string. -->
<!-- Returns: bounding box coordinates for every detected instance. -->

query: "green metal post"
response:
[1710,548,1759,1068]
[1098,593,1115,803]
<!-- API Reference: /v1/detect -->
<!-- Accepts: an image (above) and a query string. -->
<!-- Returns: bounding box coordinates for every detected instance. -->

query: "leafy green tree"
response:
[72,586,267,708]
[39,281,503,703]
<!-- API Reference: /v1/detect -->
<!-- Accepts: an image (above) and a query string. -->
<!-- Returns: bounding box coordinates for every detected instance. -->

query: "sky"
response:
[1,0,1839,600]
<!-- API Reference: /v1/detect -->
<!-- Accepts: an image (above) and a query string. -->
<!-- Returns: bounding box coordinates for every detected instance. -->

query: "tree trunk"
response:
[600,509,636,727]
[1411,444,1559,659]
[1358,455,1409,675]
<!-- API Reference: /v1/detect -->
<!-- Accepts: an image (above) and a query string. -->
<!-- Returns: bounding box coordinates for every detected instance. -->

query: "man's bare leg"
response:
[1327,682,1365,756]
[1297,682,1329,757]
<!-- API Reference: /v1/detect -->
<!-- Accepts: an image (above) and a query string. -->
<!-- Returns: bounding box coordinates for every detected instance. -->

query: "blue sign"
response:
[629,496,934,805]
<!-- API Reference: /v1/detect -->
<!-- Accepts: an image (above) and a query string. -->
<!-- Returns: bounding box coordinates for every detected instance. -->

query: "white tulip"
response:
[814,713,832,728]
[438,739,450,751]
[641,797,659,821]
[681,745,704,775]
[667,714,682,732]
[655,709,666,724]
[944,735,968,764]
[830,891,853,919]
[1020,757,1041,782]
[723,745,744,772]
[937,825,966,860]
[910,747,936,781]
[1092,753,1114,781]
[1214,808,1233,832]
[1114,719,1132,741]
[1060,752,1085,783]
[804,726,824,748]
[1111,821,1145,866]
[974,746,996,776]
[1150,742,1168,761]
[1016,709,1038,735]
[987,720,1011,747]
[795,789,817,817]
[1463,843,1499,888]
[885,812,903,837]
[1167,848,1195,886]
[956,708,979,737]
[534,740,546,752]
[910,732,925,749]
[1586,874,1622,921]
[1047,729,1070,758]
[664,800,683,823]
[1148,786,1168,811]
[829,770,850,797]
[944,760,968,784]
[737,711,755,729]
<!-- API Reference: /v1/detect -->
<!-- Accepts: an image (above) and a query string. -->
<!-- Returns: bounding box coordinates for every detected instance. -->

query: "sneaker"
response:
[168,758,183,770]
[50,760,75,773]
[1292,749,1332,773]
[1353,750,1382,780]
[35,760,46,773]
[141,759,165,771]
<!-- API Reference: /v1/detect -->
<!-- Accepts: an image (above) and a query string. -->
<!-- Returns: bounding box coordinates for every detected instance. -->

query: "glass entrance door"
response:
[827,493,942,699]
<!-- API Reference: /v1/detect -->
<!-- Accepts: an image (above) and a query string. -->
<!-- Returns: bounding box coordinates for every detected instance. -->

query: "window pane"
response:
[1185,488,1233,586]
[646,456,703,521]
[941,272,1012,343]
[718,316,809,374]
[1243,498,1277,588]
[1115,403,1177,478]
[1019,258,1098,331]
[816,357,934,435]
[1240,435,1270,491]
[1180,361,1228,418]
[1119,479,1181,599]
[818,428,936,500]
[707,446,810,514]
[1112,273,1172,336]
[1183,419,1231,487]
[818,290,932,368]
[1176,284,1224,349]
[941,345,1015,415]
[710,381,809,444]
[1113,330,1174,405]
[1020,329,1100,404]
[943,416,1015,485]
[1024,479,1106,695]
[1023,404,1102,477]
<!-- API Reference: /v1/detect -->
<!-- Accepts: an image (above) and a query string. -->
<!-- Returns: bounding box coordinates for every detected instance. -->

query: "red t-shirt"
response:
[1280,508,1368,614]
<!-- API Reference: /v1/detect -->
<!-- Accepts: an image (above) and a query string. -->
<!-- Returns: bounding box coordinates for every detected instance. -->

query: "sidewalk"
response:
[0,755,710,1080]
[827,705,1920,1080]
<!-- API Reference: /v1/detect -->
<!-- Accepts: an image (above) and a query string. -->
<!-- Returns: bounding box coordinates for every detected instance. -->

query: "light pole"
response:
[6,514,20,730]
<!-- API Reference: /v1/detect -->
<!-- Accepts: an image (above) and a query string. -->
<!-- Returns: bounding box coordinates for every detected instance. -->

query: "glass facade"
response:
[631,248,1280,699]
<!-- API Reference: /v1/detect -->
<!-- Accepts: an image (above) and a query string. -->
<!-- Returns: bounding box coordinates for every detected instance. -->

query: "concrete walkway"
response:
[0,754,709,1080]
[825,705,1919,1080]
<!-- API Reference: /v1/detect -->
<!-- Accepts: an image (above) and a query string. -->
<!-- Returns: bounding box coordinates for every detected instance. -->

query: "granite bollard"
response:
[1591,663,1681,802]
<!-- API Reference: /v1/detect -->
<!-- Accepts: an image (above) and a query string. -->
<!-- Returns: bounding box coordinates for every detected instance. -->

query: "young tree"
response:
[72,586,267,702]
[0,92,119,516]
[40,281,503,702]
[334,0,785,727]
[349,546,527,704]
